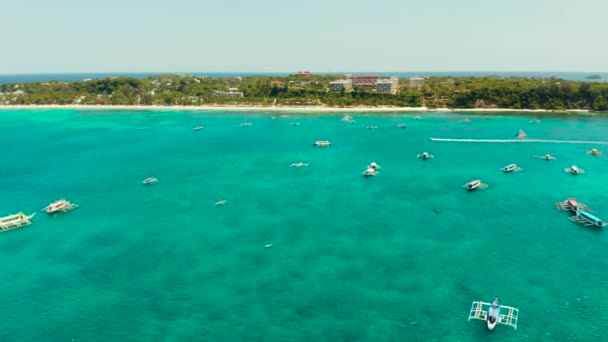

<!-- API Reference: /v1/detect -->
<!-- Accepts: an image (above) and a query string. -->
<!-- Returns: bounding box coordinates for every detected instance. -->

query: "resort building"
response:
[409,77,425,89]
[349,75,379,87]
[376,77,399,94]
[296,71,312,76]
[329,79,353,92]
[213,90,244,98]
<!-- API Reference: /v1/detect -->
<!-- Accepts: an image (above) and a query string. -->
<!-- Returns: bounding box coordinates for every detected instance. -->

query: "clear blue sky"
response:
[2,0,607,73]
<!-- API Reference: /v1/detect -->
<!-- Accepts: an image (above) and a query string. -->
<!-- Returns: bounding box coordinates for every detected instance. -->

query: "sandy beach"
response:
[0,104,594,114]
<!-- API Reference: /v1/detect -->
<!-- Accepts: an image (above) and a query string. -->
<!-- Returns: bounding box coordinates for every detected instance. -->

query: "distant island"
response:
[1,73,607,111]
[585,74,602,80]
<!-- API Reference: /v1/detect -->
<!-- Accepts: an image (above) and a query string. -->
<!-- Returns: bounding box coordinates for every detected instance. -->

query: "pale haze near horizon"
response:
[1,0,607,74]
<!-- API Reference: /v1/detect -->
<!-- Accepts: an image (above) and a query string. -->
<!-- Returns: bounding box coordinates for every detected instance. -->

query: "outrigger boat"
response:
[362,167,379,177]
[289,162,310,168]
[214,200,228,206]
[341,115,356,123]
[570,210,607,228]
[240,122,253,127]
[463,179,488,191]
[565,165,585,174]
[192,125,204,130]
[142,177,158,185]
[368,162,381,170]
[1,212,36,233]
[43,199,78,214]
[556,198,590,213]
[397,123,407,128]
[417,152,434,160]
[469,298,519,331]
[533,154,556,160]
[501,163,522,172]
[367,125,378,130]
[587,148,602,156]
[314,140,331,147]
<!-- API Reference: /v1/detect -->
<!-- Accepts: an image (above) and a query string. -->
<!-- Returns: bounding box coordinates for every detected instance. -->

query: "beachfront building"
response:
[213,90,244,98]
[376,77,399,94]
[329,79,353,92]
[409,77,425,89]
[349,75,379,87]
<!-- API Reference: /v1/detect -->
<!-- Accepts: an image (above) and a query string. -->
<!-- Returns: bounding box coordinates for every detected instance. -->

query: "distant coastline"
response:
[0,104,594,114]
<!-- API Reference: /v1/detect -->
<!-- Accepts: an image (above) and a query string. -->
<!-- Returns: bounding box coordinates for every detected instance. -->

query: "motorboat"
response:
[565,165,585,175]
[463,179,488,191]
[417,152,434,160]
[468,298,519,331]
[142,177,158,185]
[362,167,379,177]
[43,199,78,214]
[314,140,331,147]
[501,163,522,172]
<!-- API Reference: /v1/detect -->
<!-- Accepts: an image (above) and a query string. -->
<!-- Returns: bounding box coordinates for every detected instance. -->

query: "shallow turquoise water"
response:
[0,109,607,341]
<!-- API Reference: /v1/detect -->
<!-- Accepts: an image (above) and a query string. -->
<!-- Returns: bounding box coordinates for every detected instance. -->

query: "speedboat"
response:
[362,167,378,177]
[397,123,407,128]
[142,177,158,185]
[192,125,204,130]
[314,140,331,147]
[501,163,521,172]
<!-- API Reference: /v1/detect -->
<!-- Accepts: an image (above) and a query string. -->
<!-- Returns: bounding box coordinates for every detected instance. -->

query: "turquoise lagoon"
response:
[0,109,607,341]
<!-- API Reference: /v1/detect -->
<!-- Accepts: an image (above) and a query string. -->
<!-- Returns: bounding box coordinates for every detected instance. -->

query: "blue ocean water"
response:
[0,109,607,341]
[0,72,607,85]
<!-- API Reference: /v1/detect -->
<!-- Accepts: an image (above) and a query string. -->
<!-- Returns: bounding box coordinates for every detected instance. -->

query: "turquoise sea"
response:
[0,109,607,342]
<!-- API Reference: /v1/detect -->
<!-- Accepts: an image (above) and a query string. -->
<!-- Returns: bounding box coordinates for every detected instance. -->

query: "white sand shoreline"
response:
[0,104,594,114]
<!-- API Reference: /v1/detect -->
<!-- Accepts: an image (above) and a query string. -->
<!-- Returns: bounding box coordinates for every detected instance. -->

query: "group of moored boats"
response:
[1,199,78,233]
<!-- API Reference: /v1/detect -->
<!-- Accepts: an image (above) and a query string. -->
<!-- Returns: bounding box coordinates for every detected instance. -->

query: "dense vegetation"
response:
[1,74,608,111]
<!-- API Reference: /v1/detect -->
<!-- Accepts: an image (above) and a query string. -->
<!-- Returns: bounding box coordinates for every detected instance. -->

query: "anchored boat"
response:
[417,152,434,160]
[397,123,407,128]
[289,162,310,168]
[469,298,519,331]
[192,125,204,130]
[362,167,379,177]
[0,212,36,233]
[463,179,488,191]
[368,162,381,170]
[501,163,522,172]
[341,115,355,123]
[214,200,228,206]
[533,154,556,160]
[314,140,331,147]
[570,210,607,228]
[43,199,78,214]
[556,198,590,213]
[587,148,602,156]
[565,165,585,175]
[367,125,378,130]
[240,122,253,127]
[142,177,158,185]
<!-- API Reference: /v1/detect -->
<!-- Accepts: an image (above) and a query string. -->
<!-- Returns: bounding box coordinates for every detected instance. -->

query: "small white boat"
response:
[192,125,204,130]
[368,162,381,170]
[587,148,602,156]
[565,165,585,175]
[265,243,273,248]
[463,179,488,191]
[501,163,522,172]
[142,177,158,185]
[43,199,78,214]
[341,115,355,123]
[289,162,310,168]
[469,298,519,331]
[362,167,379,177]
[533,154,556,160]
[414,115,421,120]
[417,152,434,160]
[314,140,331,147]
[397,123,407,128]
[240,122,252,127]
[214,200,228,206]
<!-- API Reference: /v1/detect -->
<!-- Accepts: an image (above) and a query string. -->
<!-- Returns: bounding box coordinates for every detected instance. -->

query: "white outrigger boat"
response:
[587,148,602,156]
[142,177,158,185]
[362,167,379,177]
[469,298,519,331]
[368,162,381,170]
[1,212,36,233]
[501,163,522,172]
[417,152,434,160]
[463,179,488,191]
[565,165,585,175]
[240,122,253,127]
[214,200,228,206]
[533,154,556,160]
[289,162,310,168]
[314,140,331,147]
[43,199,78,214]
[192,125,204,130]
[570,210,607,228]
[341,115,356,123]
